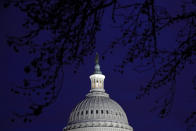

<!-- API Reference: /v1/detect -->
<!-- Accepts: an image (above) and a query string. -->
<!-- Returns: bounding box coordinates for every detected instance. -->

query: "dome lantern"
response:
[90,53,105,92]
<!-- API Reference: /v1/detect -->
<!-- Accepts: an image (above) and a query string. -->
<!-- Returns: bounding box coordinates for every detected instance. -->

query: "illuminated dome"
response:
[64,53,133,131]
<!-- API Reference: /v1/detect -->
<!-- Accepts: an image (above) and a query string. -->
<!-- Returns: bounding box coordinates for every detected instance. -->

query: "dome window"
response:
[111,110,113,114]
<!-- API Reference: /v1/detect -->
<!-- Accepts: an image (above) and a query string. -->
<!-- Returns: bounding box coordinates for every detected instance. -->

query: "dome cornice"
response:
[65,121,133,130]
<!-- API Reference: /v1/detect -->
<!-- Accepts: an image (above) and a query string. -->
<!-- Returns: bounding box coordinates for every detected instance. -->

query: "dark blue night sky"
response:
[1,0,196,131]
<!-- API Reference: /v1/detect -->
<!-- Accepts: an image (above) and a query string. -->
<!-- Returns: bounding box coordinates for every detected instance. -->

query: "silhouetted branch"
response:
[5,0,116,122]
[5,0,196,130]
[102,0,196,129]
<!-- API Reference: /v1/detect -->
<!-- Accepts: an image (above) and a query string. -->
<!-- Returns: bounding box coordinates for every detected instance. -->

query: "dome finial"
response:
[95,52,99,64]
[94,52,102,74]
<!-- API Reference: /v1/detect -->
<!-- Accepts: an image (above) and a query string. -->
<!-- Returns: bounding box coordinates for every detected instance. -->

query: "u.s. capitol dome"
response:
[63,53,133,131]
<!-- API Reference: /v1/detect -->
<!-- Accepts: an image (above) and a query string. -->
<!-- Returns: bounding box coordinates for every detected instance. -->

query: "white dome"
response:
[64,54,133,131]
[64,91,133,131]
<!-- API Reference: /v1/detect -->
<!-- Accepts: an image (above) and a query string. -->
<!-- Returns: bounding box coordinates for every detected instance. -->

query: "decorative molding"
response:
[64,121,133,131]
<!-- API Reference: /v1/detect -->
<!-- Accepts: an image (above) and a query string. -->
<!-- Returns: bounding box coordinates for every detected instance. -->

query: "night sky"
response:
[1,0,196,131]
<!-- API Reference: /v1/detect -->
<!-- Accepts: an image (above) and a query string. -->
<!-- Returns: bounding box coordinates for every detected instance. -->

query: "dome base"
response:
[64,121,133,131]
[64,126,133,131]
